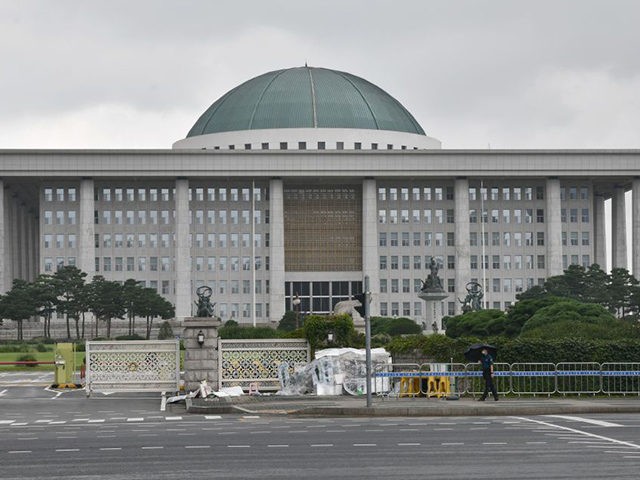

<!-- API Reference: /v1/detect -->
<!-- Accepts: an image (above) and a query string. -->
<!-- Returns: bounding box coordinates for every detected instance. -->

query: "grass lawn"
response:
[0,351,86,371]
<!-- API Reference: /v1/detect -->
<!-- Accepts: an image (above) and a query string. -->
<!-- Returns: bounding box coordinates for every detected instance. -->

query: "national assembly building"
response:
[1,66,639,333]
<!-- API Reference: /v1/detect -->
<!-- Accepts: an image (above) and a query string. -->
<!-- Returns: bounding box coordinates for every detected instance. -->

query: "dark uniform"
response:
[479,352,498,401]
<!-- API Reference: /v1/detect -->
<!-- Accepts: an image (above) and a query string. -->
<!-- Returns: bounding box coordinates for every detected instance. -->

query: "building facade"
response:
[1,66,639,331]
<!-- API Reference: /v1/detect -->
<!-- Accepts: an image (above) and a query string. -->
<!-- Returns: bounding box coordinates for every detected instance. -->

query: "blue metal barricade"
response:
[556,362,600,395]
[510,363,556,396]
[601,363,640,395]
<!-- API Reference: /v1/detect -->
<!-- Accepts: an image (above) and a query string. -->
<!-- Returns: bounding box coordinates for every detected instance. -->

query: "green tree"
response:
[88,276,125,338]
[519,299,634,340]
[136,288,174,340]
[0,280,38,340]
[31,274,57,339]
[122,279,143,336]
[157,321,174,340]
[277,310,299,332]
[606,268,638,318]
[53,266,87,339]
[444,309,506,338]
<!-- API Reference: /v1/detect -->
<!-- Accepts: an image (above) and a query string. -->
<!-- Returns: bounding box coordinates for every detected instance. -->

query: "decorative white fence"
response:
[85,340,180,395]
[218,338,310,391]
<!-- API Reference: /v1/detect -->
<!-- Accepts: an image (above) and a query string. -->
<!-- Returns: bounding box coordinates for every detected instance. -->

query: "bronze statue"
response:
[421,257,444,292]
[458,281,484,313]
[195,285,215,317]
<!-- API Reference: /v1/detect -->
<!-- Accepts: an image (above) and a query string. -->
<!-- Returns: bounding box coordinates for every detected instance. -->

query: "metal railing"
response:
[373,362,640,396]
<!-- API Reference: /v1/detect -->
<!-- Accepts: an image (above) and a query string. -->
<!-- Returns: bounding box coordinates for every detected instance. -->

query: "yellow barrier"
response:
[399,376,421,397]
[427,376,451,398]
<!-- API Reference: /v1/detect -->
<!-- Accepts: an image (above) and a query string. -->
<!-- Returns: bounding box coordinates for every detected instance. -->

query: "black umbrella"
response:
[463,344,498,363]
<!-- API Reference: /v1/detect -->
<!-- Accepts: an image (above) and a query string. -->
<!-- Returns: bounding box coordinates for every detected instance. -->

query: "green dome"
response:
[187,66,426,137]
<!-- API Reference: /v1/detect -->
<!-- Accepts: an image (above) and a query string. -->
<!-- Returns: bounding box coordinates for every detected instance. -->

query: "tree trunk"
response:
[66,314,71,339]
[75,317,80,339]
[107,318,111,339]
[95,316,99,339]
[81,312,86,339]
[146,316,152,340]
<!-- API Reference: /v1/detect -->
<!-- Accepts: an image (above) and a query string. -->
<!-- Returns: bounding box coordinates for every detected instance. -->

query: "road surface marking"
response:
[205,415,222,420]
[267,444,289,448]
[11,423,28,426]
[546,415,623,428]
[228,445,251,448]
[9,450,31,454]
[353,443,377,447]
[72,418,90,422]
[311,444,333,447]
[127,417,144,422]
[441,442,464,446]
[142,446,164,450]
[56,448,80,452]
[166,416,183,421]
[0,420,14,424]
[50,421,66,425]
[515,417,640,450]
[88,419,105,423]
[0,389,7,396]
[398,443,421,446]
[185,445,210,449]
[100,447,122,451]
[483,442,507,445]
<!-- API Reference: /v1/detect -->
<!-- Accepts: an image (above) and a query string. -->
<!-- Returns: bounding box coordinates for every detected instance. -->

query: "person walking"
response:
[479,348,498,401]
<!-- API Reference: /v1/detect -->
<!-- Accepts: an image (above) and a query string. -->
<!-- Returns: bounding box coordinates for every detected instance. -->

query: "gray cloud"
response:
[1,0,639,148]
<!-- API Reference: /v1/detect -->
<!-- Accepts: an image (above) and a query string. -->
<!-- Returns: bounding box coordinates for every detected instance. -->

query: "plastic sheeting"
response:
[277,348,391,396]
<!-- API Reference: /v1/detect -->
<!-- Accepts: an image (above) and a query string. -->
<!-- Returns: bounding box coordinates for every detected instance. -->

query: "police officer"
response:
[479,348,498,401]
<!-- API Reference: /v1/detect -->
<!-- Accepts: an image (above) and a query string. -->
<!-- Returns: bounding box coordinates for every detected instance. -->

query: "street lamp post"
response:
[292,294,301,330]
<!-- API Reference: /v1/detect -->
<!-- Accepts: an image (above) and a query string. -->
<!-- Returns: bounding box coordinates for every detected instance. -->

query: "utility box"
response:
[54,343,76,386]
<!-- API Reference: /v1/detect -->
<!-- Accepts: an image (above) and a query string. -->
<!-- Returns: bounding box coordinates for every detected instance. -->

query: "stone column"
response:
[19,204,28,280]
[546,178,563,277]
[175,178,191,320]
[361,179,379,319]
[632,179,640,278]
[25,209,34,281]
[454,178,470,315]
[593,193,607,270]
[78,179,95,279]
[269,178,285,323]
[183,317,221,391]
[0,180,5,293]
[11,196,19,281]
[612,186,628,270]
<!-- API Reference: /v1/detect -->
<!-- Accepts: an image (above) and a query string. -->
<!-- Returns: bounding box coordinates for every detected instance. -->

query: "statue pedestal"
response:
[418,290,449,334]
[183,317,222,392]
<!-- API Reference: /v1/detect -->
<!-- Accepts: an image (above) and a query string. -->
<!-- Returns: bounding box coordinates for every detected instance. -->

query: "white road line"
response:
[204,415,222,420]
[365,429,384,432]
[0,420,15,424]
[515,417,640,450]
[242,415,260,419]
[141,446,164,450]
[100,447,122,451]
[17,437,38,440]
[353,443,377,447]
[9,450,32,454]
[526,441,547,444]
[483,442,507,445]
[326,430,345,433]
[267,444,289,448]
[441,442,464,446]
[165,416,183,421]
[56,449,80,452]
[311,444,333,447]
[228,445,251,448]
[88,419,105,423]
[185,445,210,449]
[127,417,144,422]
[49,421,66,425]
[546,415,623,428]
[11,423,28,426]
[398,443,421,446]
[0,389,7,396]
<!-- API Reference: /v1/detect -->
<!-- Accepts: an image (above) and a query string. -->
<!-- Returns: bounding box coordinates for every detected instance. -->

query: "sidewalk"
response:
[187,394,640,417]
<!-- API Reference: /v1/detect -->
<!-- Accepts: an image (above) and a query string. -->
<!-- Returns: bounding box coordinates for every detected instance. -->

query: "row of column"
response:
[75,178,286,323]
[361,177,640,316]
[0,180,39,293]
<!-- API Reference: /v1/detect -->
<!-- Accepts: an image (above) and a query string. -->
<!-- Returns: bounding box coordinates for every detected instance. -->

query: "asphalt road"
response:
[1,386,640,479]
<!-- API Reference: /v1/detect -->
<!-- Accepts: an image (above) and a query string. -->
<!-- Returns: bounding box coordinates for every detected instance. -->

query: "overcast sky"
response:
[1,0,639,150]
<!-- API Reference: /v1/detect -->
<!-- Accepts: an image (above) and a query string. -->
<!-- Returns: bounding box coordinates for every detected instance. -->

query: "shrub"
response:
[36,344,48,352]
[115,334,145,341]
[157,321,174,340]
[17,354,37,367]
